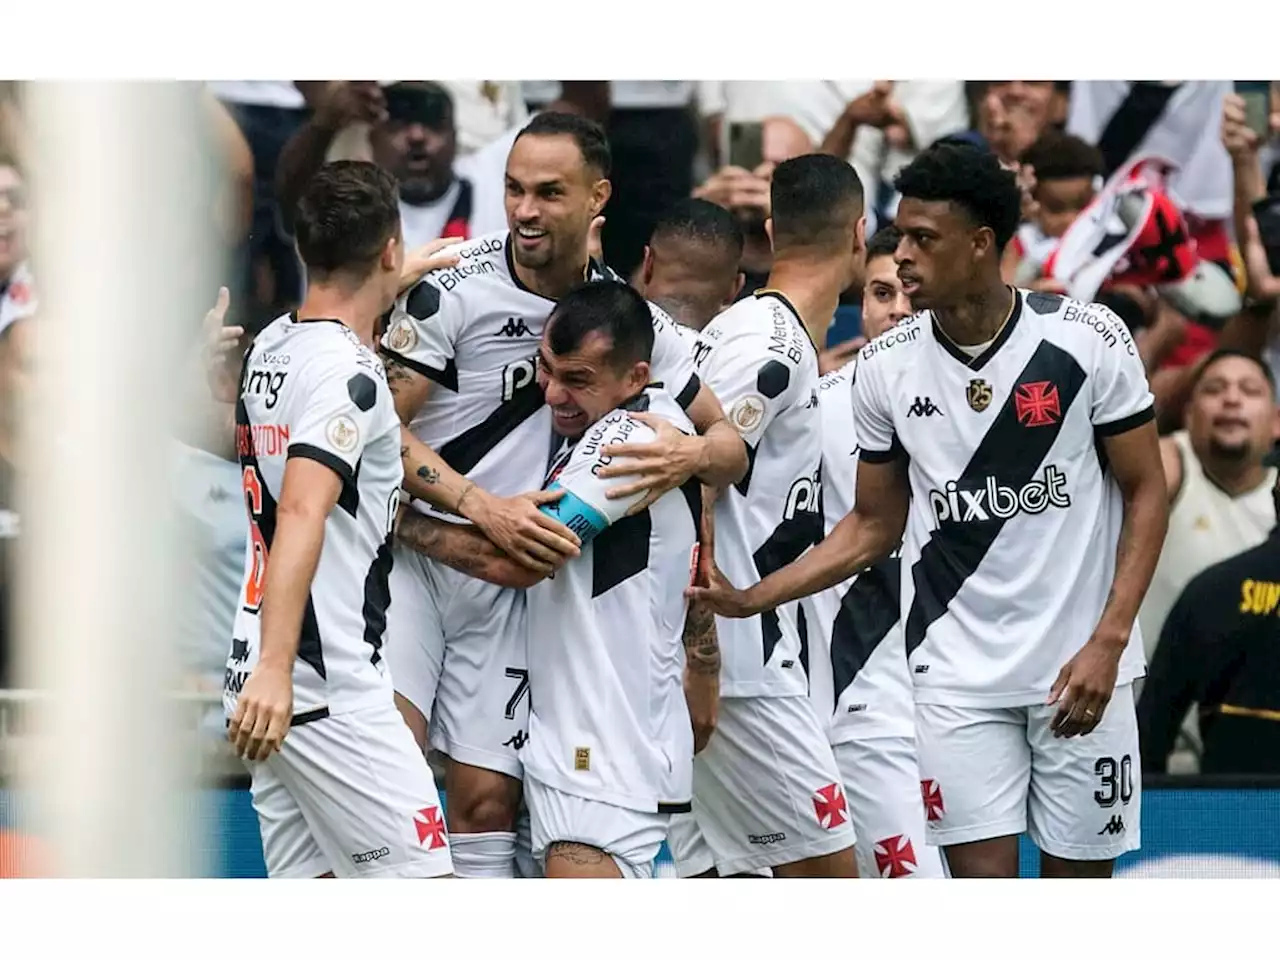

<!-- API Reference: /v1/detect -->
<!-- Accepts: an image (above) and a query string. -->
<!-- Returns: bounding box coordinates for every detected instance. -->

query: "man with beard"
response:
[1139,350,1280,656]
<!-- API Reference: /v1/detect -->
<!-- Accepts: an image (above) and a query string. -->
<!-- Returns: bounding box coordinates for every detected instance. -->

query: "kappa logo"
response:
[907,396,944,418]
[1097,815,1126,837]
[494,317,534,338]
[503,730,529,751]
[748,832,787,845]
[351,846,390,865]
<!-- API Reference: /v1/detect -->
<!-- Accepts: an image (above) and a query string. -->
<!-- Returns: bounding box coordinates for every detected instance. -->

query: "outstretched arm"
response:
[397,510,546,590]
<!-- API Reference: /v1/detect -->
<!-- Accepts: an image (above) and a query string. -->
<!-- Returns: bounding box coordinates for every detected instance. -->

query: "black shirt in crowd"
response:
[1137,527,1280,775]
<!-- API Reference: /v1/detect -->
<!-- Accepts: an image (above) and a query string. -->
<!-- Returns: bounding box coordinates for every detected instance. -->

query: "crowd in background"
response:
[1,79,1279,777]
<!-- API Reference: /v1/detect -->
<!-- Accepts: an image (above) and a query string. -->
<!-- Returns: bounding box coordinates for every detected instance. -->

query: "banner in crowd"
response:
[5,785,1280,877]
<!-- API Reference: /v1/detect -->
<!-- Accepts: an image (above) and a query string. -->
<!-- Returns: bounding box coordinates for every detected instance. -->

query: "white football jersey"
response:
[853,288,1153,707]
[523,387,698,814]
[224,315,403,721]
[380,230,700,520]
[800,359,915,743]
[692,289,823,699]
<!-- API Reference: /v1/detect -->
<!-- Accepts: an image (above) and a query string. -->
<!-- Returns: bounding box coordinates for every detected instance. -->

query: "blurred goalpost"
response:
[12,81,216,877]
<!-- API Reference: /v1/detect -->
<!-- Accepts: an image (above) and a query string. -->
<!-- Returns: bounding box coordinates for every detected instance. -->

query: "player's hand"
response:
[467,487,581,575]
[587,215,605,264]
[202,286,243,404]
[1047,629,1126,739]
[685,563,761,619]
[228,663,293,762]
[818,335,866,375]
[1221,93,1260,161]
[598,412,705,515]
[843,81,897,129]
[398,237,462,294]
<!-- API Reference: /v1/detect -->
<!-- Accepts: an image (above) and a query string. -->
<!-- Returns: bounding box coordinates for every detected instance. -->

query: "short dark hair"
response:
[1020,131,1104,183]
[651,198,744,261]
[547,281,654,371]
[894,141,1023,251]
[865,224,903,262]
[1192,348,1277,395]
[294,161,401,280]
[770,154,864,252]
[516,111,611,178]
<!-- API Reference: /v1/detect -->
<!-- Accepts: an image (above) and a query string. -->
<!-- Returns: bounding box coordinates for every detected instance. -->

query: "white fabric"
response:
[224,315,402,720]
[248,702,453,878]
[691,291,822,698]
[666,694,853,877]
[207,81,305,110]
[448,830,516,878]
[438,81,529,155]
[915,684,1142,861]
[525,776,668,878]
[853,290,1152,707]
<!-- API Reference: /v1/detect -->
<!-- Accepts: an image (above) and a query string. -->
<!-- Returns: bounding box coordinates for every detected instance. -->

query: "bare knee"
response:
[773,846,858,879]
[445,761,520,833]
[943,836,1020,878]
[1040,852,1114,878]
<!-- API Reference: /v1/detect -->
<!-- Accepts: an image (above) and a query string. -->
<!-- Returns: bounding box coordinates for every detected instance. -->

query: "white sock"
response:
[449,831,516,878]
[513,803,543,879]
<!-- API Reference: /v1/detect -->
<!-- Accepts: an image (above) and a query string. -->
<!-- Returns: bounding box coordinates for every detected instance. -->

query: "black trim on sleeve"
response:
[658,801,693,815]
[675,373,701,410]
[289,443,355,487]
[858,434,905,464]
[1094,404,1155,438]
[378,347,460,393]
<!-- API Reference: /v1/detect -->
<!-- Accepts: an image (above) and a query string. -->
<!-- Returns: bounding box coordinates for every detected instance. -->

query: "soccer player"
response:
[224,161,453,879]
[661,154,865,879]
[804,224,944,879]
[379,111,747,878]
[396,282,701,877]
[638,197,745,333]
[692,141,1170,879]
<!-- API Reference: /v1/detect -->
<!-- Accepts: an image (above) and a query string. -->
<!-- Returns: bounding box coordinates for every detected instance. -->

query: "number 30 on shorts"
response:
[1093,755,1134,808]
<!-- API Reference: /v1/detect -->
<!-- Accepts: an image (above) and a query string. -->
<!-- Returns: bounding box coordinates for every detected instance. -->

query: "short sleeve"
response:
[647,303,700,409]
[851,354,901,463]
[1089,306,1155,436]
[288,356,385,486]
[694,328,797,448]
[379,277,466,387]
[538,414,657,545]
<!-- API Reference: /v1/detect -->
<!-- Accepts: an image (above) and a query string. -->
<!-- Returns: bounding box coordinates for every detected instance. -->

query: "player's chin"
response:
[550,408,589,438]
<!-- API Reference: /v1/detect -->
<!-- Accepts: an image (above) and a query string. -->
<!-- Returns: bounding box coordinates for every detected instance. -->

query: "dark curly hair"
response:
[893,141,1023,251]
[1019,131,1104,183]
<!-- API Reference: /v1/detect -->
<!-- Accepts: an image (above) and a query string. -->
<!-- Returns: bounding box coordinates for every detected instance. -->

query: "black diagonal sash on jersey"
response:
[235,368,327,683]
[1096,82,1180,177]
[903,341,1087,657]
[361,538,394,668]
[437,372,546,476]
[753,507,824,667]
[830,556,900,709]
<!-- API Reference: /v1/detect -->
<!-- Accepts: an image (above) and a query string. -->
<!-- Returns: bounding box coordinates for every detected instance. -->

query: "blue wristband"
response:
[539,482,609,545]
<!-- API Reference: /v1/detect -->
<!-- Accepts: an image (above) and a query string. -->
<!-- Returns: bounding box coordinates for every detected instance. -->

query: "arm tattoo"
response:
[547,842,609,867]
[683,600,721,676]
[382,355,416,391]
[416,464,440,485]
[397,511,529,586]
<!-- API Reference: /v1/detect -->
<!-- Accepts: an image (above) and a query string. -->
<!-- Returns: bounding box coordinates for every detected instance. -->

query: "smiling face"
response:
[505,133,609,273]
[1186,354,1279,463]
[537,324,649,440]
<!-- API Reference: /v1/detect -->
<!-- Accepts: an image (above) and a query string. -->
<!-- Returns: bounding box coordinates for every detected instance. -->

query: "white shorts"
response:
[834,736,946,879]
[384,543,529,778]
[525,775,668,879]
[248,701,453,878]
[666,695,855,877]
[916,683,1141,862]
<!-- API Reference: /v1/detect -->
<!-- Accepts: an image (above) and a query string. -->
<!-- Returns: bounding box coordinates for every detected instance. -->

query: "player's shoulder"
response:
[398,229,512,320]
[1019,288,1139,364]
[819,356,858,393]
[705,292,810,364]
[857,311,926,368]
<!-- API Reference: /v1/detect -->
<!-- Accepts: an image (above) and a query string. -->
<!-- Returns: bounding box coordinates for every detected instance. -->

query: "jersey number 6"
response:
[242,465,269,614]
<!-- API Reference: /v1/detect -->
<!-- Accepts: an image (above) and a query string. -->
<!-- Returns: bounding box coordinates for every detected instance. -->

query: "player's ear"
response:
[630,360,651,391]
[764,217,774,250]
[973,225,995,261]
[381,234,400,273]
[854,214,867,256]
[590,178,612,219]
[641,245,655,286]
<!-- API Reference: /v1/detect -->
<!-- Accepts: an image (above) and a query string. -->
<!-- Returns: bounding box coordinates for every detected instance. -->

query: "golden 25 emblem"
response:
[966,378,992,412]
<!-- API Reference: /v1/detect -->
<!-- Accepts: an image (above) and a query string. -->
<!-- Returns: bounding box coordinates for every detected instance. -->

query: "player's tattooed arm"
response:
[683,601,720,675]
[396,510,545,590]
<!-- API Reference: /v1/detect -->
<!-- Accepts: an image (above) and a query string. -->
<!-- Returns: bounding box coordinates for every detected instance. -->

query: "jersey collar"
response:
[504,232,607,303]
[929,286,1022,372]
[753,287,818,352]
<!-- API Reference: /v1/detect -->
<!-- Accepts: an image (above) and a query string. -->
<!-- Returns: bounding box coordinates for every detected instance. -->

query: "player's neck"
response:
[764,260,843,349]
[297,285,383,349]
[933,283,1015,347]
[515,247,592,302]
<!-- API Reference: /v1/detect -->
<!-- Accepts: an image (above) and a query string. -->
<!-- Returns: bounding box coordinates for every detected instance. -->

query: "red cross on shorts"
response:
[414,806,447,849]
[812,783,848,830]
[873,834,918,878]
[1014,380,1061,428]
[921,779,945,822]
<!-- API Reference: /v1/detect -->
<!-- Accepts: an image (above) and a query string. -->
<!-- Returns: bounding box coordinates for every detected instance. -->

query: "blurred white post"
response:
[18,82,210,877]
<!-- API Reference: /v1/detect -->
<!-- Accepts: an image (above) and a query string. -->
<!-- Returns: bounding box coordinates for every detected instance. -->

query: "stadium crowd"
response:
[2,80,1280,879]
